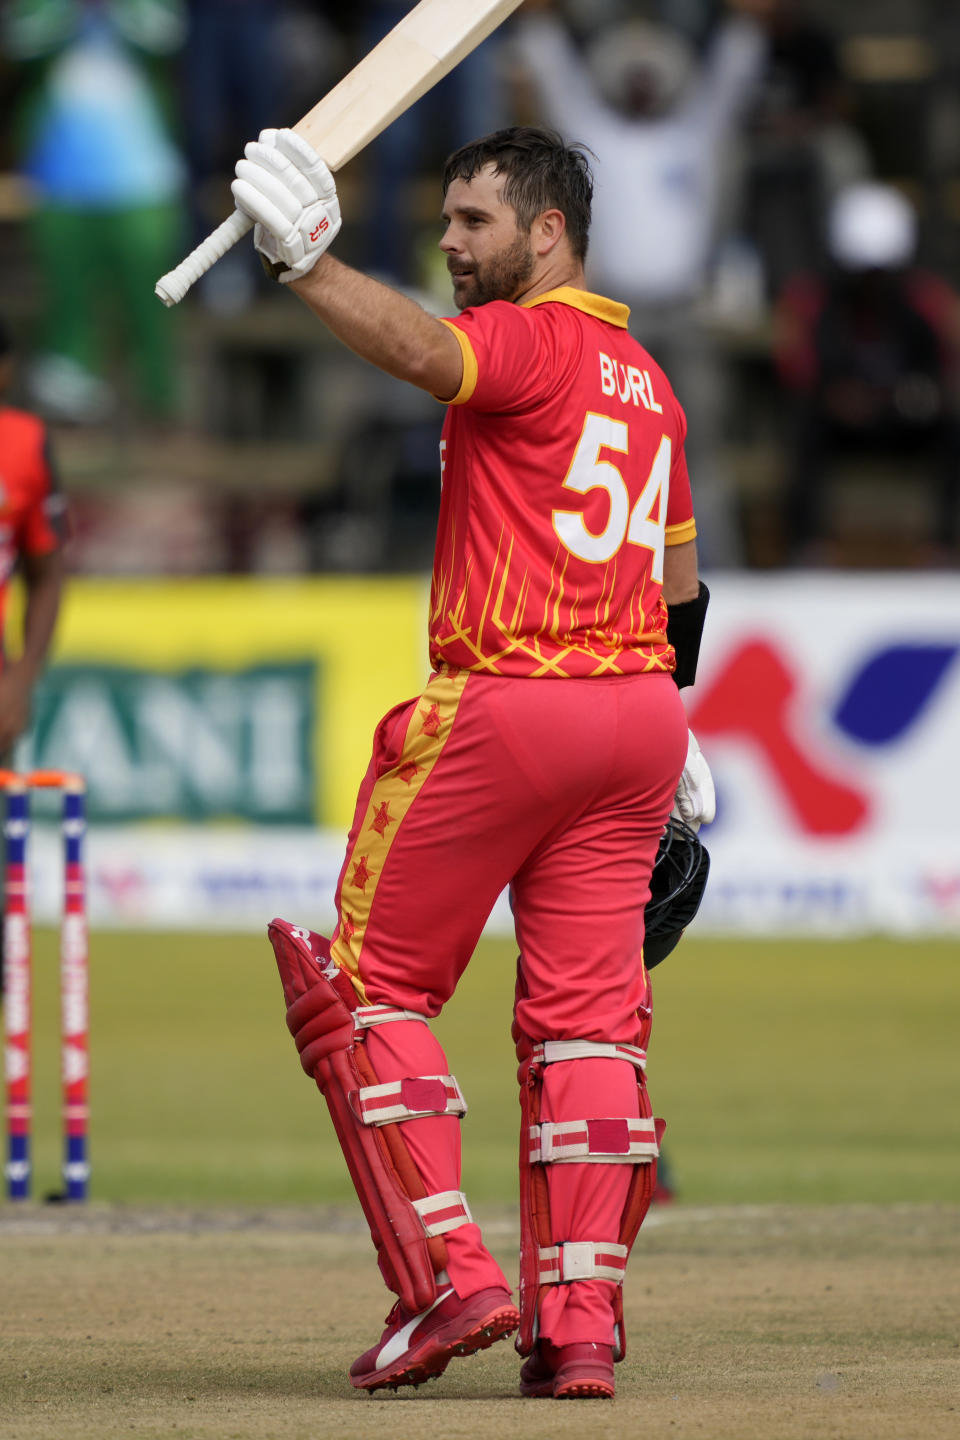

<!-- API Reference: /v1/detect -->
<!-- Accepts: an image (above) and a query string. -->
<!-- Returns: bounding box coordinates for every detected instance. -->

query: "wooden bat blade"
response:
[156,0,524,306]
[295,0,524,170]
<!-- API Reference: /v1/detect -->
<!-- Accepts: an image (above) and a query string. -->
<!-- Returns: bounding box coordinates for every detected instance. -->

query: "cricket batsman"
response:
[231,122,714,1399]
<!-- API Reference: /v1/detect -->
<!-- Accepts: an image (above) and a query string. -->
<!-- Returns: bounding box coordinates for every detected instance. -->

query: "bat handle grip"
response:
[155,209,254,307]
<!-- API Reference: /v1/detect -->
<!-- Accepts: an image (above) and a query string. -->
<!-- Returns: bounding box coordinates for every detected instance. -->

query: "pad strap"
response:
[355,1075,467,1126]
[412,1190,473,1237]
[530,1039,647,1072]
[529,1116,659,1164]
[539,1241,628,1285]
[354,1005,429,1030]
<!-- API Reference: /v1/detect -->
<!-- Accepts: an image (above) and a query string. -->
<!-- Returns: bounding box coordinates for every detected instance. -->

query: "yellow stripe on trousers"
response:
[332,668,469,1003]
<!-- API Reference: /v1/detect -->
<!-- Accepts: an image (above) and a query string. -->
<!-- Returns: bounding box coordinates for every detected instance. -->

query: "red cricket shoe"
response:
[519,1340,616,1400]
[349,1284,520,1391]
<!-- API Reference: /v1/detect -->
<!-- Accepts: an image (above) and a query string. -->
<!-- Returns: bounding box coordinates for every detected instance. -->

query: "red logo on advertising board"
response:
[687,640,870,836]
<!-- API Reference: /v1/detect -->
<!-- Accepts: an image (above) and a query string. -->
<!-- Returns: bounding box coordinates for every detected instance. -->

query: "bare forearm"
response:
[290,255,463,399]
[20,561,64,680]
[663,539,700,604]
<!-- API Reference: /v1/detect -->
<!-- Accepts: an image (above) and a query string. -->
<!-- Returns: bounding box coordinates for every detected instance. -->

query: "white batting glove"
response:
[231,128,341,283]
[671,729,716,831]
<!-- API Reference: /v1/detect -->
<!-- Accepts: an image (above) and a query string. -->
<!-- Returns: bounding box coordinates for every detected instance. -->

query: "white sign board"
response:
[684,572,960,935]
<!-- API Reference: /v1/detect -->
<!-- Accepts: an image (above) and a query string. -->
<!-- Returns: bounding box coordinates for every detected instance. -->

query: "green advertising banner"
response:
[22,662,317,823]
[10,577,428,828]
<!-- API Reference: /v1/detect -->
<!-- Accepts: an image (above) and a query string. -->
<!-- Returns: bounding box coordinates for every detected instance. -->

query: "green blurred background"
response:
[22,929,959,1207]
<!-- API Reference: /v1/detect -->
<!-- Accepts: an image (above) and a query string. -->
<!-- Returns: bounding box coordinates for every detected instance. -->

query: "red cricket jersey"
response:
[0,406,67,653]
[430,288,696,679]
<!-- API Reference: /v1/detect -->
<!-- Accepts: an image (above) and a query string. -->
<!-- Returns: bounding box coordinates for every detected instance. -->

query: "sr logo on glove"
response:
[231,128,342,282]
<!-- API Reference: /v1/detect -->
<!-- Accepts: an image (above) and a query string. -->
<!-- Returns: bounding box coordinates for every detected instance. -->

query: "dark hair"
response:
[0,315,10,358]
[442,126,594,262]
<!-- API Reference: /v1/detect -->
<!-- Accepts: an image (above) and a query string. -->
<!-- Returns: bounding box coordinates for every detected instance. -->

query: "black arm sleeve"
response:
[666,581,710,689]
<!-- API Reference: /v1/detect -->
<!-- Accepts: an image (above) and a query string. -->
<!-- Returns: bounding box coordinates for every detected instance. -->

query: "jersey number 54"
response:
[552,413,671,581]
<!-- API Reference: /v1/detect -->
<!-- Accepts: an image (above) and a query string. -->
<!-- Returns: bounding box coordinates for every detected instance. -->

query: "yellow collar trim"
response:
[520,286,630,329]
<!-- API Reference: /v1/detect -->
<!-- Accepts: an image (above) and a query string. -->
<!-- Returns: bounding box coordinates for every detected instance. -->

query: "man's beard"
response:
[451,232,535,309]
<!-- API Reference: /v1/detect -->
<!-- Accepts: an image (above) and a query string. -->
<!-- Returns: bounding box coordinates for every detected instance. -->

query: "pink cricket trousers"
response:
[329,666,687,1345]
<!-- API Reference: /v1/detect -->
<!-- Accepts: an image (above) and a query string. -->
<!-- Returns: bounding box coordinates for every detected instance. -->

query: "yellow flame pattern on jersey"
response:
[430,522,689,678]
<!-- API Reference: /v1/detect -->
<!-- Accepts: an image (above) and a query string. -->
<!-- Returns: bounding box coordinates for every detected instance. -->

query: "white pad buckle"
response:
[355,1074,467,1126]
[530,1116,659,1164]
[531,1039,647,1072]
[354,1005,429,1030]
[412,1189,473,1238]
[539,1240,629,1285]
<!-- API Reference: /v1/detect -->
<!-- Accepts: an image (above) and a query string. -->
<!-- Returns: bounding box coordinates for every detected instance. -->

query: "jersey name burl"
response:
[599,351,664,413]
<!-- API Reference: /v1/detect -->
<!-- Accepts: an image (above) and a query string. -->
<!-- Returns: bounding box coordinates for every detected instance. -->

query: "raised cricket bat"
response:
[156,0,524,306]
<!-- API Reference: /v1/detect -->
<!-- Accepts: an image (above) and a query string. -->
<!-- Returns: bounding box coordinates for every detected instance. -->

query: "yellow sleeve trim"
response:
[436,320,478,405]
[665,518,697,545]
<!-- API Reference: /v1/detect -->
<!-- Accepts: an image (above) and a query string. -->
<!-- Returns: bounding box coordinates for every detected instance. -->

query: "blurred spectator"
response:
[178,1,345,313]
[742,0,871,300]
[1,0,187,425]
[358,0,510,288]
[773,182,960,564]
[514,0,773,567]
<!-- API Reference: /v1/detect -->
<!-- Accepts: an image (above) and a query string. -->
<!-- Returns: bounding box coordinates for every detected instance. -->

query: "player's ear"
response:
[531,208,567,257]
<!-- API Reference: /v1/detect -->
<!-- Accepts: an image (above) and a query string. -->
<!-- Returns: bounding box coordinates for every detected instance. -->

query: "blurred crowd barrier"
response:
[0,1,959,573]
[12,570,960,937]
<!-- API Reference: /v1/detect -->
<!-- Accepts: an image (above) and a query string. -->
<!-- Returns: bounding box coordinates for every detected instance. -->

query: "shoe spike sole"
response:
[555,1380,615,1400]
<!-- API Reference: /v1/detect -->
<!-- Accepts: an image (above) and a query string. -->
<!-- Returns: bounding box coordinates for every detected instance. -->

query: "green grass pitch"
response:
[21,928,959,1206]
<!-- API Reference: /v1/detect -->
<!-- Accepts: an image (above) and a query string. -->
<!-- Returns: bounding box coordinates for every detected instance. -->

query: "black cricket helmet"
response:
[643,816,710,968]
